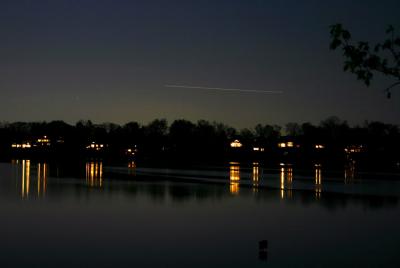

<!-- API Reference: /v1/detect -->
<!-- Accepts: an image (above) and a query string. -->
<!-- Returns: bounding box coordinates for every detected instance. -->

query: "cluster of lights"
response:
[86,142,105,151]
[315,144,325,149]
[36,136,51,146]
[86,162,103,188]
[126,147,138,156]
[229,162,240,195]
[128,161,136,169]
[11,136,52,149]
[278,141,294,148]
[230,140,243,148]
[344,145,363,153]
[253,147,265,152]
[37,136,50,143]
[11,143,32,149]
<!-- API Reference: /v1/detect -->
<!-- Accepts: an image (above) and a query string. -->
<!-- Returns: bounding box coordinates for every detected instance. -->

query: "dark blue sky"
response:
[1,0,399,128]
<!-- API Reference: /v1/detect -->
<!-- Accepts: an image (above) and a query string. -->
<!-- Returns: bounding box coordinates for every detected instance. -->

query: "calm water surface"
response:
[0,160,399,267]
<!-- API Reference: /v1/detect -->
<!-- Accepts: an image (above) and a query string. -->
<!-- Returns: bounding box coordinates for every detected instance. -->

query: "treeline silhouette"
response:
[0,116,399,170]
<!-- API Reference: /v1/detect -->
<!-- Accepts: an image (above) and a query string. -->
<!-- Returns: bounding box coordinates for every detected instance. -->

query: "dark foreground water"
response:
[0,160,399,267]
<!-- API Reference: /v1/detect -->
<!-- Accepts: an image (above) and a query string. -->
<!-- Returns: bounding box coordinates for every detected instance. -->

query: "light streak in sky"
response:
[164,84,284,94]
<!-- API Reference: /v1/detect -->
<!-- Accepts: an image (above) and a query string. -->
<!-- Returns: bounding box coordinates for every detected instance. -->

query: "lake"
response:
[0,160,399,267]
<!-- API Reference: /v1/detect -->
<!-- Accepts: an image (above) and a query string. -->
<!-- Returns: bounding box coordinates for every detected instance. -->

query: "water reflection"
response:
[345,160,357,183]
[229,162,240,195]
[85,162,103,188]
[315,164,322,199]
[1,161,399,267]
[13,160,48,198]
[37,163,48,197]
[252,162,260,192]
[21,160,31,198]
[280,163,293,199]
[3,161,399,210]
[128,161,136,176]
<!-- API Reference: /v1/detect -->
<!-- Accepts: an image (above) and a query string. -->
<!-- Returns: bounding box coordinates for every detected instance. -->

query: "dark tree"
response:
[330,24,400,98]
[169,119,195,155]
[142,119,168,155]
[285,122,302,136]
[239,128,255,145]
[254,124,281,146]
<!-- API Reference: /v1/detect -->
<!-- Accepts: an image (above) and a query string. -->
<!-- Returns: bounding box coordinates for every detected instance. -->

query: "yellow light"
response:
[38,163,41,195]
[280,165,293,199]
[86,162,103,188]
[40,163,48,196]
[128,161,136,175]
[230,183,239,195]
[315,164,322,199]
[22,160,25,198]
[37,136,50,144]
[229,163,240,195]
[287,166,293,183]
[287,142,294,148]
[21,160,31,198]
[230,165,240,181]
[280,167,285,190]
[345,145,363,154]
[128,161,136,169]
[22,143,31,149]
[252,164,259,184]
[230,140,243,148]
[278,143,286,148]
[315,166,322,185]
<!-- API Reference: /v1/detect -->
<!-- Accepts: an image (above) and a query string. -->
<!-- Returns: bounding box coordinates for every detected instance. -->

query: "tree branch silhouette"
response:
[330,24,400,98]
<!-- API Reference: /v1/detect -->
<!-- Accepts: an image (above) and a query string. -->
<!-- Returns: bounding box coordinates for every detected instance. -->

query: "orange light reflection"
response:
[86,162,103,188]
[229,162,240,195]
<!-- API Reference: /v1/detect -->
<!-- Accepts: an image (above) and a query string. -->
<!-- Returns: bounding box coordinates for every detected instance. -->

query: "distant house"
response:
[277,137,300,149]
[230,140,243,148]
[314,144,325,150]
[11,142,31,149]
[85,142,105,151]
[344,145,364,154]
[253,146,265,152]
[125,145,138,156]
[35,136,51,147]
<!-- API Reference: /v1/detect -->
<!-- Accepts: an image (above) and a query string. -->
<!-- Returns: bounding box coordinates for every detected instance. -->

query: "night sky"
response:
[1,0,399,128]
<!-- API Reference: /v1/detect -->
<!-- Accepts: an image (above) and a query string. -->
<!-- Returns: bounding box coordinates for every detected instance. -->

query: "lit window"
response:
[230,140,243,148]
[345,145,363,154]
